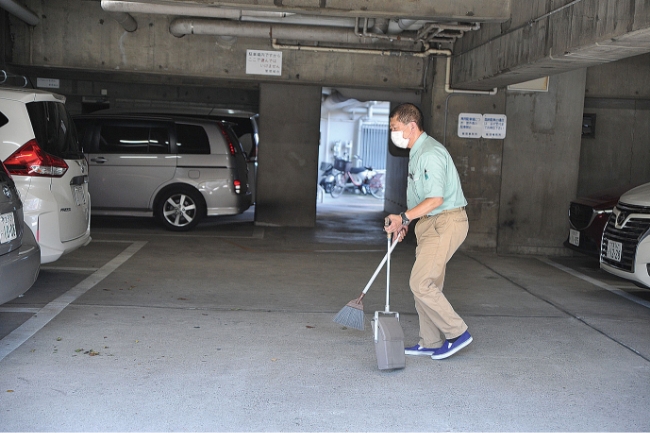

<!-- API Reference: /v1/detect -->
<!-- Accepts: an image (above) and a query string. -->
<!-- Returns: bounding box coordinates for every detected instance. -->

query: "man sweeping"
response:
[383,103,472,360]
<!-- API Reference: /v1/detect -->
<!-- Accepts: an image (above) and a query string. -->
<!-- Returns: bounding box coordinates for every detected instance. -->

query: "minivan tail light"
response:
[218,126,237,156]
[4,139,68,177]
[233,179,242,194]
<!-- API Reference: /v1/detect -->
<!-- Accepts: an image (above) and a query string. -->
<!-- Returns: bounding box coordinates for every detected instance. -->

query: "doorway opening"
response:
[317,88,388,215]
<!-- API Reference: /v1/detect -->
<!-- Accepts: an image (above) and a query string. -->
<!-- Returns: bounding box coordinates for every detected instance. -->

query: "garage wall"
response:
[578,53,650,197]
[498,68,586,255]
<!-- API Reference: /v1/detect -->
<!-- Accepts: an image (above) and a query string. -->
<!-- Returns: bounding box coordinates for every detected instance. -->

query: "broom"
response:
[333,230,401,330]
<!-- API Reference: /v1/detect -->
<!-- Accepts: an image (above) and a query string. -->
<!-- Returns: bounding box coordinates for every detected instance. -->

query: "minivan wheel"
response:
[156,187,205,231]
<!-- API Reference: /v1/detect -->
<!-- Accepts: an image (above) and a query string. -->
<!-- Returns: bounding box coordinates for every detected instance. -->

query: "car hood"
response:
[572,183,642,210]
[620,182,650,207]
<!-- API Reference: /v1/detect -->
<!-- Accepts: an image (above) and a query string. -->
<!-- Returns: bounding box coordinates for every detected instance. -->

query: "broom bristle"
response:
[333,299,365,330]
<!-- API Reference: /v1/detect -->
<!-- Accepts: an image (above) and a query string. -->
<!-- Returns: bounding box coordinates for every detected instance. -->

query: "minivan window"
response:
[176,124,210,155]
[26,102,83,159]
[99,124,170,154]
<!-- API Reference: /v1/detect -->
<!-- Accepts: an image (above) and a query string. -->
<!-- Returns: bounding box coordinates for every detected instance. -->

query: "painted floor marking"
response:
[540,257,650,309]
[89,227,264,239]
[0,241,147,362]
[40,266,99,272]
[0,307,40,314]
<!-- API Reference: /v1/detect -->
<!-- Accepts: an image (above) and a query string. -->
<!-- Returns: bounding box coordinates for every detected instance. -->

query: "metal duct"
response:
[102,0,296,20]
[0,0,38,26]
[102,1,369,29]
[170,17,409,46]
[101,0,244,19]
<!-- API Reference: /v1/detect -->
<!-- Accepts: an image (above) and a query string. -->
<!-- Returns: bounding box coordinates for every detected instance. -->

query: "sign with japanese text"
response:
[246,50,282,76]
[482,114,507,139]
[458,113,507,139]
[458,113,483,138]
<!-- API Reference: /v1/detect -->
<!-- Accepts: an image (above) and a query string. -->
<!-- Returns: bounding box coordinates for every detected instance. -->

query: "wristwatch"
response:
[400,212,410,225]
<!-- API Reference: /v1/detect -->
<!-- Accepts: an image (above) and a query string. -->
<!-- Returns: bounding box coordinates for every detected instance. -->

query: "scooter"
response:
[319,162,336,193]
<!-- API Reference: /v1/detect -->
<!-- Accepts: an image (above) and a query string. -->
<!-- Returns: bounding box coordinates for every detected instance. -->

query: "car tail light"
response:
[233,179,242,194]
[218,125,237,156]
[4,139,68,177]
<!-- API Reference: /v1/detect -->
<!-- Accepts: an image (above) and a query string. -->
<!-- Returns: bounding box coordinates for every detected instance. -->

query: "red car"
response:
[566,184,642,257]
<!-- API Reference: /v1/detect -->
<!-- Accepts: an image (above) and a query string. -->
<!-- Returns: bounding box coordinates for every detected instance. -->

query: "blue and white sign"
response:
[458,113,483,138]
[458,113,507,139]
[483,114,507,139]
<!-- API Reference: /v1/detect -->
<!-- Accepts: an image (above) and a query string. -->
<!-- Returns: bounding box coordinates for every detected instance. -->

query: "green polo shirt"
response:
[407,132,467,215]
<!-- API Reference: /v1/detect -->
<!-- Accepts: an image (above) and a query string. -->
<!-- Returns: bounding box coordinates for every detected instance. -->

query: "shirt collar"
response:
[410,131,428,155]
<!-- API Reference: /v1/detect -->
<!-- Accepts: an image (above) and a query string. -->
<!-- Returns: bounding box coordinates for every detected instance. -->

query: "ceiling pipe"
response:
[242,15,373,29]
[0,0,38,26]
[444,56,497,95]
[102,0,243,19]
[273,39,450,58]
[107,11,138,32]
[170,17,416,48]
[355,17,422,45]
[0,70,29,87]
[272,40,497,96]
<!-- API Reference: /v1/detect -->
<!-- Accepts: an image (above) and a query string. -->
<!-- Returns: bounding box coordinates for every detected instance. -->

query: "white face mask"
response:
[391,130,410,149]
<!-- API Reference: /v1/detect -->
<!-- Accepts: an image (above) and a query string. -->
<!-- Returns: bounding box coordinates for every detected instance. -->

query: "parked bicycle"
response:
[330,157,384,199]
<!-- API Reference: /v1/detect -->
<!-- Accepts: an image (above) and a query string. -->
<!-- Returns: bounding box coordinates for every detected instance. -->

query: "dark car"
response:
[566,184,643,257]
[0,161,40,305]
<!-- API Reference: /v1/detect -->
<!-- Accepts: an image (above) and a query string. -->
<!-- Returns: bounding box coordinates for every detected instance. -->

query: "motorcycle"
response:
[330,158,384,199]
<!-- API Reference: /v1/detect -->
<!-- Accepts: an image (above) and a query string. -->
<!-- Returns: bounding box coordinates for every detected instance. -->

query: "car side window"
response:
[149,127,170,154]
[98,124,170,154]
[176,124,210,155]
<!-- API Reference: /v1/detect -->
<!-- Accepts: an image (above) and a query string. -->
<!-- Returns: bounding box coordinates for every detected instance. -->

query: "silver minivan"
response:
[73,114,252,231]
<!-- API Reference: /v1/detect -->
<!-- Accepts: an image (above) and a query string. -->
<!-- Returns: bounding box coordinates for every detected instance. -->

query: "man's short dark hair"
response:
[389,103,424,130]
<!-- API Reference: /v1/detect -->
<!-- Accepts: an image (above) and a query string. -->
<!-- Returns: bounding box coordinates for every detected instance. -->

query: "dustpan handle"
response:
[385,233,391,313]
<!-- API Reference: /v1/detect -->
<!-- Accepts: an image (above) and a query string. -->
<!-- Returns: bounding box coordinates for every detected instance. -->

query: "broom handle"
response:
[358,232,401,299]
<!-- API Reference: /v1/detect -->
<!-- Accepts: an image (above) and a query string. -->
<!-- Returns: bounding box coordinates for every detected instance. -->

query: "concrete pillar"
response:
[255,83,321,227]
[428,56,506,251]
[497,68,586,255]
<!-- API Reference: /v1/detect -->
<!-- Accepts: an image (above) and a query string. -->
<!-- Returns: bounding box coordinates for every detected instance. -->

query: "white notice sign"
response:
[36,78,60,89]
[246,50,282,76]
[458,113,483,138]
[482,114,507,139]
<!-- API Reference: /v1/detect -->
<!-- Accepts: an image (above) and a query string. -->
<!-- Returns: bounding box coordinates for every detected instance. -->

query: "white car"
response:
[600,182,650,288]
[0,87,91,264]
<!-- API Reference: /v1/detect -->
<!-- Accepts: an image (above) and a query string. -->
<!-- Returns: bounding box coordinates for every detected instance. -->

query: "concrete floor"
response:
[1,193,650,431]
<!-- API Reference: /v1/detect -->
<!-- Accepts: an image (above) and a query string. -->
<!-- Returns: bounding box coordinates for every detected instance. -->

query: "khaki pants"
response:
[410,208,469,348]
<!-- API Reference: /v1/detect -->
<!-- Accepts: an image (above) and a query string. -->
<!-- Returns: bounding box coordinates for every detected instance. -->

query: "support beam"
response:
[452,0,650,90]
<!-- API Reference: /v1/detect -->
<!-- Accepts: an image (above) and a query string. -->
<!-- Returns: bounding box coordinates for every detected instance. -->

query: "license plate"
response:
[73,185,86,206]
[606,239,623,262]
[569,229,580,246]
[0,212,17,244]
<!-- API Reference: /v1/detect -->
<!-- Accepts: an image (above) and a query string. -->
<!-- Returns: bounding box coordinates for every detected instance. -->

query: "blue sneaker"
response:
[430,331,473,360]
[404,344,437,356]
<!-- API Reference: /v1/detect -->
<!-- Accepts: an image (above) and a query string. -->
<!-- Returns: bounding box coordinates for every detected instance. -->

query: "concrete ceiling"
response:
[3,0,650,93]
